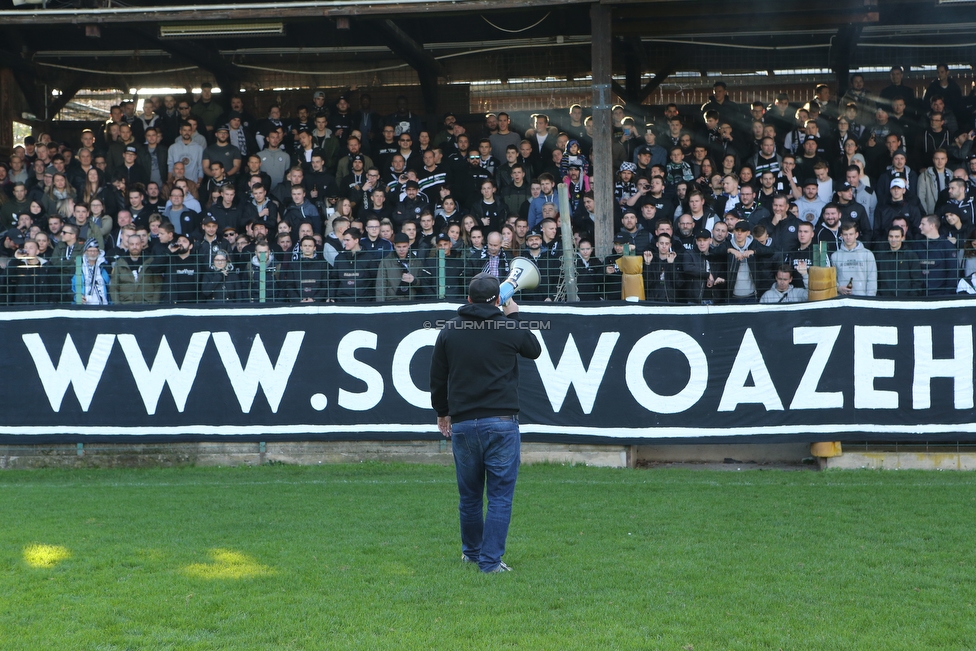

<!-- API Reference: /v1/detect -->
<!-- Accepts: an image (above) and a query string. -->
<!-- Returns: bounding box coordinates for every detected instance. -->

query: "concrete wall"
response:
[0,441,819,470]
[6,441,974,471]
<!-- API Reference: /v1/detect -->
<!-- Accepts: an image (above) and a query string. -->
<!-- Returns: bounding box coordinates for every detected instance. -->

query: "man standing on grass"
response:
[430,273,541,574]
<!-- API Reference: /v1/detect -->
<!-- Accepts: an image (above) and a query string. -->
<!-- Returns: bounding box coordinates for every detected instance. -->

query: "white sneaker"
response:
[485,561,512,573]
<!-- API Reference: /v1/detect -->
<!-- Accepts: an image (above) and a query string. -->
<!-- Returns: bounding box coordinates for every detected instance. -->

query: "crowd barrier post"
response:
[257,250,267,303]
[557,183,578,302]
[73,256,83,305]
[437,248,445,300]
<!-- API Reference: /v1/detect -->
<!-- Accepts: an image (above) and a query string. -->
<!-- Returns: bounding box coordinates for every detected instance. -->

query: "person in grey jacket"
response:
[760,264,809,303]
[831,221,878,296]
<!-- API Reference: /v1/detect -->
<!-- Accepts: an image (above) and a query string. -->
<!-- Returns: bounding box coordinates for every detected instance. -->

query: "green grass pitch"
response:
[1,463,974,650]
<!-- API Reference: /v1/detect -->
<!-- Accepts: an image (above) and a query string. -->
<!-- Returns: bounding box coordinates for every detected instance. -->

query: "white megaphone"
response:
[499,257,541,305]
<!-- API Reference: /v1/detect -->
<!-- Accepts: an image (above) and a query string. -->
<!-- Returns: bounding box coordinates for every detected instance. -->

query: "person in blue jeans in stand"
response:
[429,273,542,573]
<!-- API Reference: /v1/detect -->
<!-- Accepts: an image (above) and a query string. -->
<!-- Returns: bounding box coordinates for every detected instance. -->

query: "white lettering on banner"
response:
[790,326,844,410]
[22,333,116,412]
[718,328,784,412]
[912,325,974,410]
[117,332,211,415]
[336,330,384,411]
[212,331,304,414]
[854,326,898,409]
[625,330,708,414]
[392,329,439,408]
[532,331,620,414]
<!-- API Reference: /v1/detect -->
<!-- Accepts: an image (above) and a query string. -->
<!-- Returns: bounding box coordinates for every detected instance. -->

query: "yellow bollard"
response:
[616,254,645,301]
[810,441,842,458]
[807,266,837,302]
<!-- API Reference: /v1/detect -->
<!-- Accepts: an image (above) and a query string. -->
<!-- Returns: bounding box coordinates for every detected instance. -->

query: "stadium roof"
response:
[0,0,974,120]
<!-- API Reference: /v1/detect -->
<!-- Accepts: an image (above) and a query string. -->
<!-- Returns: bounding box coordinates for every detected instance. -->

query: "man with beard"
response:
[203,124,243,182]
[517,230,557,302]
[163,234,199,304]
[814,202,843,254]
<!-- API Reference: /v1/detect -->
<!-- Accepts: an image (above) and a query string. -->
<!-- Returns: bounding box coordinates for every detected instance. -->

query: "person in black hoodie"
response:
[429,273,542,573]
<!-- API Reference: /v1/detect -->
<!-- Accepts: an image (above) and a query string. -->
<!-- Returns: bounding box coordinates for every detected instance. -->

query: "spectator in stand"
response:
[168,121,205,185]
[332,227,377,302]
[376,233,423,303]
[878,178,923,241]
[726,221,775,303]
[760,264,808,303]
[914,214,959,295]
[110,232,162,304]
[832,220,878,296]
[683,228,726,304]
[876,225,923,297]
[919,149,953,214]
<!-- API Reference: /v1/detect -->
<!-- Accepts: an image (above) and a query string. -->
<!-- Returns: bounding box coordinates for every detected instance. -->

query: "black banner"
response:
[3,299,976,444]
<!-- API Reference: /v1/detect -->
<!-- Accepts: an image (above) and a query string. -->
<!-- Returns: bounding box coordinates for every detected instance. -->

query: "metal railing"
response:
[0,241,972,307]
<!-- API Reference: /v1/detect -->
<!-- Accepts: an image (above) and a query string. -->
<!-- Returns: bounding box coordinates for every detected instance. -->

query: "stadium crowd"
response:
[3,64,976,306]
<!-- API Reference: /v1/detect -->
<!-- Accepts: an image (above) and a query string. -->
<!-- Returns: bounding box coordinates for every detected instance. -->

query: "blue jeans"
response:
[451,416,521,572]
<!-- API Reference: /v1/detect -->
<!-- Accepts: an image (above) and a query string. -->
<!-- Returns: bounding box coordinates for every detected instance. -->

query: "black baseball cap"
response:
[468,273,500,303]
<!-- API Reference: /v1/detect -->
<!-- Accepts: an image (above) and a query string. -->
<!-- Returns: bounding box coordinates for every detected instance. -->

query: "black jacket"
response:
[875,247,923,296]
[199,267,243,302]
[429,302,542,422]
[285,254,331,302]
[682,247,727,304]
[332,249,378,302]
[643,253,684,303]
[575,254,605,301]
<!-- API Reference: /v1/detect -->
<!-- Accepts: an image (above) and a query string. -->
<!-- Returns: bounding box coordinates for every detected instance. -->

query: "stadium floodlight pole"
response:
[557,183,578,302]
